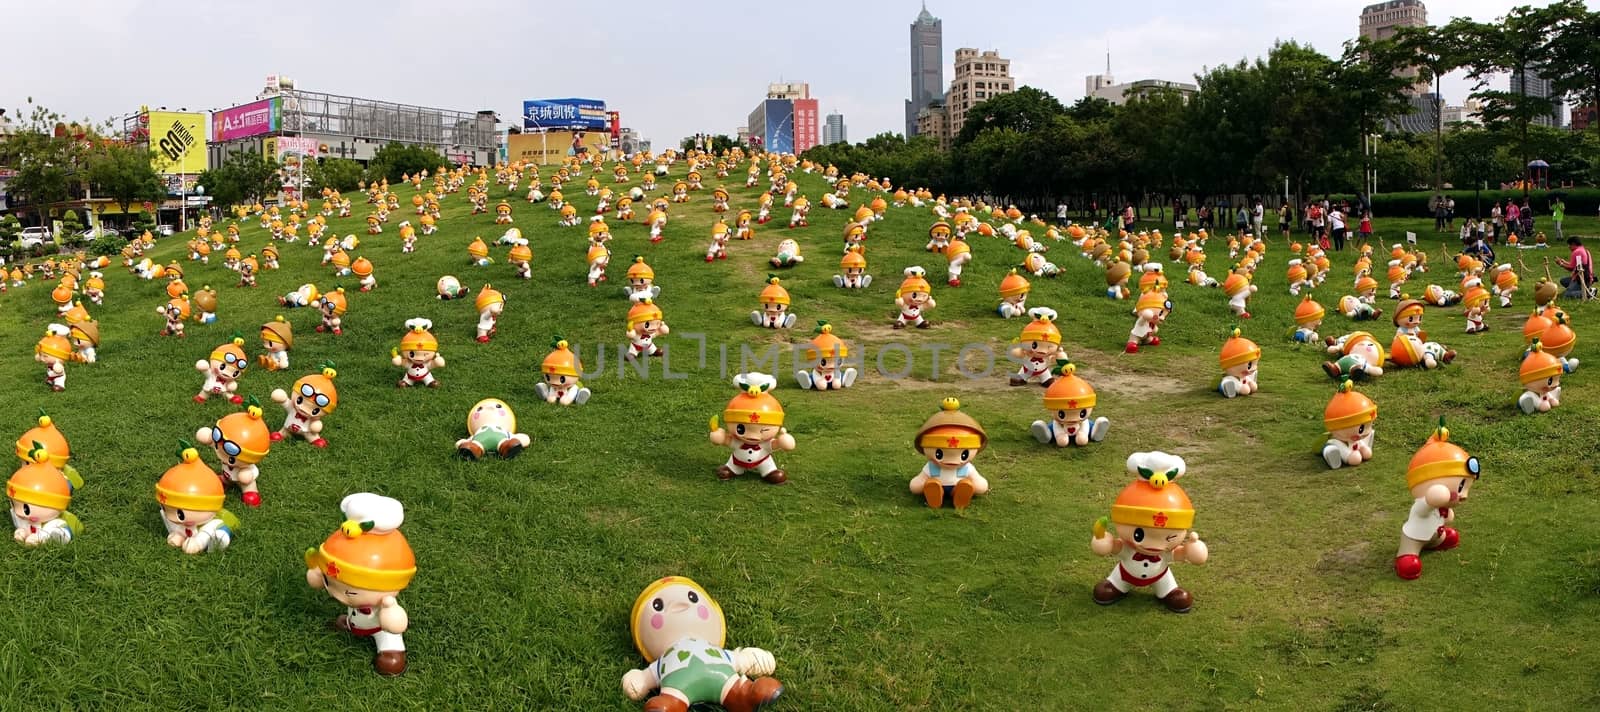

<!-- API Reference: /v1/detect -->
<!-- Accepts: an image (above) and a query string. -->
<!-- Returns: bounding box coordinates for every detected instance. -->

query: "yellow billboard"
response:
[146,111,207,174]
[507,130,610,165]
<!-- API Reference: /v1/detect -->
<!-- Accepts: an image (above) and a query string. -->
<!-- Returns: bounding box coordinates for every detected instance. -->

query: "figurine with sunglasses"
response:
[194,335,250,404]
[195,398,273,507]
[270,364,340,448]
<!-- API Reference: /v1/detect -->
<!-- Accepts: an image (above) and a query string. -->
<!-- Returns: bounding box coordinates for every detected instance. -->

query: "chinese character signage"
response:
[522,98,608,130]
[793,99,819,153]
[212,98,282,142]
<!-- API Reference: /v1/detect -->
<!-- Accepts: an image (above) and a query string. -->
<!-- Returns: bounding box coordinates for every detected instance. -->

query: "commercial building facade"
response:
[905,4,943,137]
[823,113,847,145]
[944,48,1014,141]
[1088,79,1198,106]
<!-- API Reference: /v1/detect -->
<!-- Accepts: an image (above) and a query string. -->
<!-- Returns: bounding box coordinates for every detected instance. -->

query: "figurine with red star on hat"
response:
[1218,328,1261,398]
[1031,362,1109,447]
[1090,451,1208,613]
[708,373,795,485]
[1394,419,1479,580]
[1321,379,1377,469]
[795,322,858,391]
[910,398,989,509]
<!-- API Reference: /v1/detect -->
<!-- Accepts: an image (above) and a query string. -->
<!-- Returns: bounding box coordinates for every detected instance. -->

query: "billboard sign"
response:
[763,99,794,154]
[522,98,607,131]
[146,111,208,174]
[163,174,201,196]
[507,131,609,165]
[213,97,282,142]
[792,99,819,154]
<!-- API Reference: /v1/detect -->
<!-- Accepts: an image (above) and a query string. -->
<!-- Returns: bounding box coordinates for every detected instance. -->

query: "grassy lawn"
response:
[0,159,1597,711]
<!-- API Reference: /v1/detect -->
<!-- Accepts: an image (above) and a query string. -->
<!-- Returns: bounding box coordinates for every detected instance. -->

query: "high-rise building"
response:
[905,4,943,137]
[1085,48,1115,97]
[915,104,950,150]
[1089,79,1198,106]
[746,81,818,154]
[1440,99,1484,127]
[944,48,1014,140]
[1510,66,1562,128]
[1573,104,1597,132]
[823,112,847,145]
[1360,0,1429,95]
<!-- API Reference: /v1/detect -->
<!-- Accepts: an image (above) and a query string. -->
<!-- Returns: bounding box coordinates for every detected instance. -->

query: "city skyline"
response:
[0,0,1592,151]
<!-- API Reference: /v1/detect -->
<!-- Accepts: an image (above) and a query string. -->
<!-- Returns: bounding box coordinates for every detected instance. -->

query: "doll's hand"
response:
[926,298,937,309]
[195,359,210,372]
[658,324,670,335]
[13,527,27,543]
[234,469,257,485]
[379,596,408,634]
[776,430,796,451]
[391,355,404,367]
[1090,533,1117,557]
[183,533,210,555]
[271,389,289,404]
[309,420,324,434]
[196,427,215,445]
[167,532,185,547]
[1184,533,1209,565]
[1424,483,1453,508]
[24,532,43,546]
[709,429,728,446]
[433,356,446,368]
[732,647,776,676]
[622,669,655,701]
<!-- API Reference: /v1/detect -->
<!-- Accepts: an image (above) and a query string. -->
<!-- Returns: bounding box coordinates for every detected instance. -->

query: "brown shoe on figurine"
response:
[717,465,738,481]
[1092,579,1127,605]
[457,441,484,461]
[761,469,788,485]
[1161,587,1193,613]
[952,479,976,509]
[922,480,945,508]
[374,650,407,676]
[722,676,784,712]
[643,696,689,712]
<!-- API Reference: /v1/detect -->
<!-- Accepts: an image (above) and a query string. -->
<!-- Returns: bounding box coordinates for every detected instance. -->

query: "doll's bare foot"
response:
[762,469,787,485]
[717,465,738,481]
[1160,588,1193,613]
[723,676,783,712]
[1092,579,1126,605]
[374,650,407,676]
[643,695,689,712]
[922,481,944,508]
[458,442,484,461]
[951,479,976,509]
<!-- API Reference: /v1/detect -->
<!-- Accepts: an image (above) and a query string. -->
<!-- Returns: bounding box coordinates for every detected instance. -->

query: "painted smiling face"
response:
[1115,522,1188,556]
[468,398,517,433]
[631,578,727,661]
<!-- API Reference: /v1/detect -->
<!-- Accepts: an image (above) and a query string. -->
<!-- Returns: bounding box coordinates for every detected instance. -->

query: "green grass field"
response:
[0,160,1597,711]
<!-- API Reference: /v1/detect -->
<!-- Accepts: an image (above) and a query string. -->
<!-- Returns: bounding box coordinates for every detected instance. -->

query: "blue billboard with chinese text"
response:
[764,99,793,154]
[523,98,608,130]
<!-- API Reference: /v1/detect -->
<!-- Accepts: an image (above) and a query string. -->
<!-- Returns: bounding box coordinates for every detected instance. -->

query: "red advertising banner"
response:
[793,99,819,153]
[608,111,621,149]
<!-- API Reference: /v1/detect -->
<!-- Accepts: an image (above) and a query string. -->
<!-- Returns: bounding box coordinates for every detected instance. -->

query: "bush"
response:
[88,234,125,257]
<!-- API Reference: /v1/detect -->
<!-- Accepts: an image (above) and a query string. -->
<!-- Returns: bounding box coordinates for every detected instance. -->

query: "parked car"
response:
[155,224,175,236]
[77,228,120,241]
[18,226,51,249]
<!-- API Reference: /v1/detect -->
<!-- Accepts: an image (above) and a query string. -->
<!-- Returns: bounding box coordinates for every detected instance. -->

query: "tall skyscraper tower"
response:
[905,3,943,137]
[1359,0,1429,95]
[1510,66,1562,127]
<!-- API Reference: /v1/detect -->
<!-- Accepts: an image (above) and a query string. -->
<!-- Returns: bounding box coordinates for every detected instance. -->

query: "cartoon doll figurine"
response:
[927,221,952,252]
[436,275,470,300]
[279,283,320,308]
[893,267,936,330]
[1389,300,1455,370]
[1518,341,1563,414]
[769,239,804,269]
[393,319,446,388]
[36,325,72,392]
[261,244,280,271]
[196,400,272,507]
[788,196,810,228]
[751,276,796,329]
[508,244,533,280]
[468,237,493,267]
[625,257,662,302]
[316,288,348,335]
[1539,314,1579,373]
[795,322,858,391]
[1222,270,1257,318]
[1217,328,1260,398]
[158,295,191,337]
[1125,290,1171,354]
[909,398,989,509]
[537,339,593,406]
[455,398,531,460]
[258,316,293,372]
[734,209,753,240]
[474,284,504,343]
[155,445,237,555]
[1322,380,1377,469]
[1008,307,1063,386]
[353,257,376,292]
[1105,262,1132,300]
[1338,279,1383,321]
[996,269,1031,318]
[834,246,871,289]
[9,444,82,546]
[1395,420,1479,580]
[304,493,417,676]
[1462,282,1490,334]
[195,336,249,404]
[494,200,513,225]
[627,299,669,359]
[708,373,795,485]
[587,241,612,287]
[270,364,339,448]
[83,272,105,305]
[1090,451,1208,613]
[1031,363,1109,447]
[1322,331,1387,381]
[192,287,218,325]
[1422,283,1460,307]
[1491,263,1518,307]
[1286,259,1311,296]
[1292,294,1326,344]
[621,576,785,712]
[68,321,99,364]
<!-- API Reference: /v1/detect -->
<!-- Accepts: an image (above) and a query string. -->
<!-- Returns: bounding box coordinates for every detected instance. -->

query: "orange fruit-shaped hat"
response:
[945,238,970,260]
[1043,363,1096,411]
[9,445,73,511]
[260,315,294,347]
[1406,420,1479,490]
[588,220,608,236]
[306,493,416,593]
[399,318,439,352]
[1134,289,1170,314]
[542,338,583,378]
[1462,285,1490,307]
[1356,276,1378,293]
[1494,266,1518,290]
[1219,328,1260,369]
[508,244,532,263]
[1286,261,1307,282]
[1294,294,1326,325]
[586,242,609,264]
[474,284,504,312]
[292,365,340,413]
[1138,267,1167,293]
[759,275,790,305]
[166,280,188,300]
[804,322,850,360]
[1111,453,1193,529]
[1019,307,1061,344]
[319,288,348,316]
[897,267,931,297]
[627,298,664,330]
[467,237,489,258]
[1520,341,1563,385]
[352,257,373,277]
[915,398,987,450]
[1540,313,1576,355]
[210,336,248,366]
[722,373,785,427]
[1393,299,1425,325]
[1222,271,1251,297]
[1387,262,1406,282]
[36,327,73,361]
[998,269,1030,297]
[840,246,867,270]
[51,283,73,306]
[17,413,71,468]
[209,403,272,465]
[626,256,654,281]
[1323,380,1377,431]
[155,446,224,512]
[224,246,240,261]
[85,273,104,291]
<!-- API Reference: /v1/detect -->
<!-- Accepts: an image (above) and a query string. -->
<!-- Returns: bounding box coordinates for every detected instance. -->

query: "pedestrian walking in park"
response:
[1490,201,1504,243]
[1329,204,1347,251]
[1122,204,1137,234]
[1507,200,1522,237]
[1433,196,1447,232]
[1446,197,1456,231]
[1279,202,1292,239]
[1174,201,1187,233]
[1235,204,1249,238]
[1252,198,1264,239]
[1358,210,1373,249]
[1551,197,1565,240]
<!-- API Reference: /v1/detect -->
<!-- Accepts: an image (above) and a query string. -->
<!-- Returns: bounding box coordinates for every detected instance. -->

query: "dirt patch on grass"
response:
[1315,541,1372,574]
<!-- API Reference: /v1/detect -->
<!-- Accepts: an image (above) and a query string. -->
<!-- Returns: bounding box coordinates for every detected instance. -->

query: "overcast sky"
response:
[1,0,1593,149]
